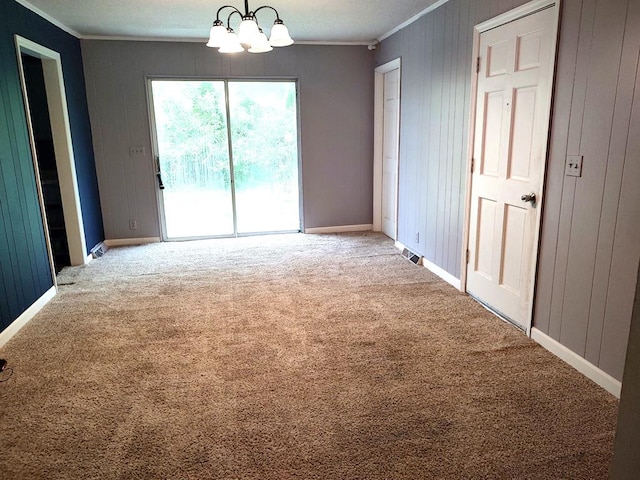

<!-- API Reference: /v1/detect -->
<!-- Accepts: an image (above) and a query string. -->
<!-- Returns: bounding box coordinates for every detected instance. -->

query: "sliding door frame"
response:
[145,76,304,241]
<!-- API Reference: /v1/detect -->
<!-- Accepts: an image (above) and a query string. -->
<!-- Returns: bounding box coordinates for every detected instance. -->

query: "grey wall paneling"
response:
[82,42,375,239]
[536,0,640,380]
[533,0,584,339]
[597,0,640,377]
[586,0,640,372]
[377,0,640,381]
[557,0,628,361]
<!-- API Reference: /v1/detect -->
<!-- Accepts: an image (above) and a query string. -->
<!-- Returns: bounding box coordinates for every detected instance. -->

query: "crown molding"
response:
[378,0,450,42]
[13,0,82,38]
[81,35,371,46]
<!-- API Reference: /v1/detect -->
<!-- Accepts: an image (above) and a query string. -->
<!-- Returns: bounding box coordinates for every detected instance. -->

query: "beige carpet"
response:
[0,232,618,479]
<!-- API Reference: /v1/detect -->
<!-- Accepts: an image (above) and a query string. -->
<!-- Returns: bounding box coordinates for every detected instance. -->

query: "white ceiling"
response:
[18,0,445,44]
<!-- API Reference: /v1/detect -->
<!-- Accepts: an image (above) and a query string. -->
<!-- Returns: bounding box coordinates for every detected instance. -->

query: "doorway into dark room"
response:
[21,53,70,274]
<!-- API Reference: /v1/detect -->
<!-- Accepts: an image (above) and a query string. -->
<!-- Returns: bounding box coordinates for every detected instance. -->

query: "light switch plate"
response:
[566,155,583,177]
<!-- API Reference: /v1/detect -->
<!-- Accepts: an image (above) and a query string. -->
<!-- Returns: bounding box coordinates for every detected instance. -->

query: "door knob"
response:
[521,192,536,204]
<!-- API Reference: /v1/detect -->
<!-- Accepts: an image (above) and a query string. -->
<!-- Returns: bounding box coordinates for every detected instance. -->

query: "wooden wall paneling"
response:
[560,0,627,356]
[598,1,640,379]
[458,0,475,278]
[444,1,458,271]
[586,0,640,367]
[413,15,433,255]
[195,44,221,76]
[547,0,596,341]
[395,28,409,247]
[80,43,111,238]
[425,7,446,262]
[120,44,159,237]
[86,45,129,239]
[0,50,50,325]
[449,0,469,277]
[415,17,430,254]
[534,0,584,335]
[118,46,142,236]
[8,77,50,292]
[402,22,423,252]
[2,61,36,293]
[394,26,409,248]
[0,104,23,327]
[435,2,453,268]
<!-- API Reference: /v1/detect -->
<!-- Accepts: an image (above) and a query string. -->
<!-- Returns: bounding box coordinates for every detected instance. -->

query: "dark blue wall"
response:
[0,0,103,331]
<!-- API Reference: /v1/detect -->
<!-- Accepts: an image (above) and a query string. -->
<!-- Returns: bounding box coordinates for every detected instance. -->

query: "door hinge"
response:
[476,56,481,74]
[471,158,475,173]
[466,249,470,264]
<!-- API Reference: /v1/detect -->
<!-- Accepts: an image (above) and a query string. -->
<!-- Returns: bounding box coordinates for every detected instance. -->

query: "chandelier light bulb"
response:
[219,30,245,53]
[269,20,294,47]
[238,17,260,45]
[207,21,228,48]
[248,30,273,53]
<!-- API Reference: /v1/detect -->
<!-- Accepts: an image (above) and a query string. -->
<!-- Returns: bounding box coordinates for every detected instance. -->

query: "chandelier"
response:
[206,1,294,53]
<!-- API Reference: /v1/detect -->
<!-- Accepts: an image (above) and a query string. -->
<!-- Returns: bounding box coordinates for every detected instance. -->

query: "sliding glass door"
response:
[150,79,300,240]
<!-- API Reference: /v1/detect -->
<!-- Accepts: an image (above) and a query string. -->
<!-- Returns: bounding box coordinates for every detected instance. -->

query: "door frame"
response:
[373,58,401,237]
[146,76,304,241]
[460,0,561,335]
[15,35,89,274]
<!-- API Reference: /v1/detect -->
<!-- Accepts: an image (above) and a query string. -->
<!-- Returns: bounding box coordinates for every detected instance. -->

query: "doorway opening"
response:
[149,79,301,240]
[15,36,89,278]
[21,54,69,273]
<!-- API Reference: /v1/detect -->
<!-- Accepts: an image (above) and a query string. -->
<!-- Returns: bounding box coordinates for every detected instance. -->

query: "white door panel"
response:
[382,67,400,239]
[467,7,556,329]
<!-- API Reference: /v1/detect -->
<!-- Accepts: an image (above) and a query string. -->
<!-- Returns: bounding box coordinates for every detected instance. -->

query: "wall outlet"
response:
[415,232,420,243]
[566,155,583,177]
[129,219,138,230]
[129,145,145,156]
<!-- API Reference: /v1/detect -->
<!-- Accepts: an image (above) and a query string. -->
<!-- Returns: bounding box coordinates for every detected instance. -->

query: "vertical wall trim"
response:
[461,0,562,335]
[373,58,402,234]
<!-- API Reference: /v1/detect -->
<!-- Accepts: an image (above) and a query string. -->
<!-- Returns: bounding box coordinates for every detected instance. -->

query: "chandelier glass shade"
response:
[206,1,293,54]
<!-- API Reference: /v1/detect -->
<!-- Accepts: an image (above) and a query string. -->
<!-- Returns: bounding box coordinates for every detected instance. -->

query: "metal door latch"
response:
[521,192,536,204]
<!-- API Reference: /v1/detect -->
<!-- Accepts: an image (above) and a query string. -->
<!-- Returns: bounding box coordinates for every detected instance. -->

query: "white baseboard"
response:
[304,224,373,234]
[394,241,461,289]
[104,237,161,247]
[422,258,462,290]
[531,328,622,398]
[0,286,57,349]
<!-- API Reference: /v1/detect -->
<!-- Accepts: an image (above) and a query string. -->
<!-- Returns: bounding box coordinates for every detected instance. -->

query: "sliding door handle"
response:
[155,155,165,190]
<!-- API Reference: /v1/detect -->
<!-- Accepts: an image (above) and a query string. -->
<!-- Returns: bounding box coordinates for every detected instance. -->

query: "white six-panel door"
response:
[466,6,556,330]
[382,67,400,239]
